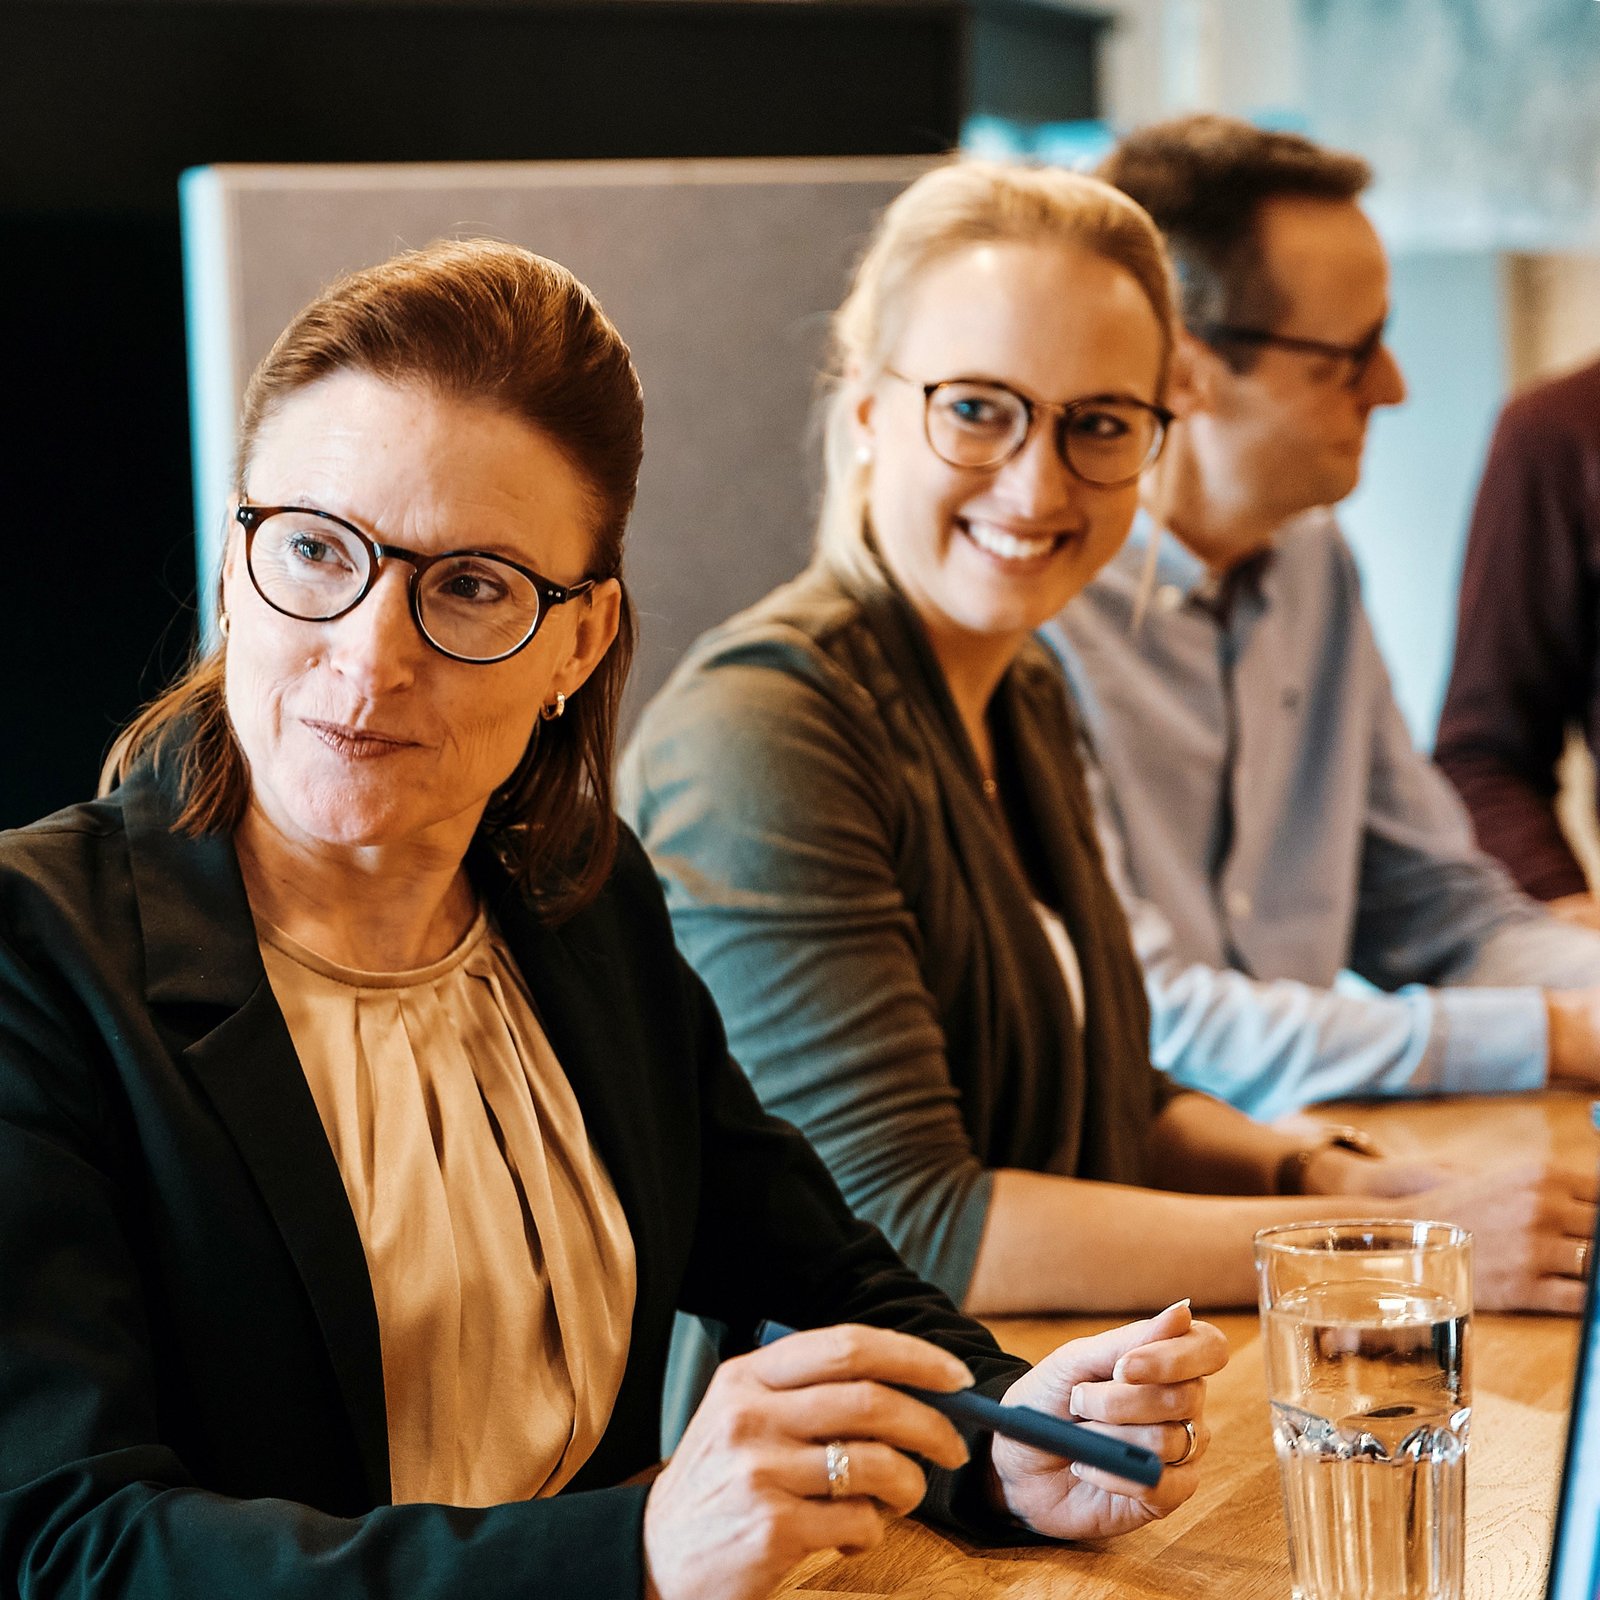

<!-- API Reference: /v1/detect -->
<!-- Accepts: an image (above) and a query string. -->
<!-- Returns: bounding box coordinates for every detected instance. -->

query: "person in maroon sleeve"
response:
[1436,355,1600,930]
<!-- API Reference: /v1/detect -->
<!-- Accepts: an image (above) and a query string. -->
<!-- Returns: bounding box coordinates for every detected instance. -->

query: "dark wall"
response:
[969,0,1106,126]
[0,0,964,827]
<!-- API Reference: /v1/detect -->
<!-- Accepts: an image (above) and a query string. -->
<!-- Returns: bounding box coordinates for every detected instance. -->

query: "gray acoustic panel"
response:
[181,157,930,720]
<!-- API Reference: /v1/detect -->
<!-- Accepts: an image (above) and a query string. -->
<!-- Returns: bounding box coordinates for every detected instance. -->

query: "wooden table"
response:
[776,1091,1598,1599]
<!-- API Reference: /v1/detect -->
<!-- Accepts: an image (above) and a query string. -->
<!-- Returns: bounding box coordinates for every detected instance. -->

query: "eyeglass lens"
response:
[926,383,1162,484]
[246,509,543,661]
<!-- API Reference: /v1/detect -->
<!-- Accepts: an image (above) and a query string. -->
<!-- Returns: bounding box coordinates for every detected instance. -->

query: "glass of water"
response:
[1255,1220,1473,1600]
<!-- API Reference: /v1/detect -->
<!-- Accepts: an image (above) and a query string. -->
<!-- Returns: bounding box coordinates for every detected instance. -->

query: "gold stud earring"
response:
[540,691,567,722]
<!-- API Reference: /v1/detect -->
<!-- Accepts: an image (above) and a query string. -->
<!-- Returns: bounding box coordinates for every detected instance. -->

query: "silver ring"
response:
[1579,1239,1590,1280]
[1168,1419,1199,1467]
[824,1440,852,1499]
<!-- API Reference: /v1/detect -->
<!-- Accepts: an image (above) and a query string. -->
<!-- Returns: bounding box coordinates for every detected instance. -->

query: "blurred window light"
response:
[960,117,1114,170]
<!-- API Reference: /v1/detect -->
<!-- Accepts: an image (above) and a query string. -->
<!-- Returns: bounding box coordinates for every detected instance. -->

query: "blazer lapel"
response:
[480,863,669,1486]
[480,870,658,1285]
[122,768,391,1503]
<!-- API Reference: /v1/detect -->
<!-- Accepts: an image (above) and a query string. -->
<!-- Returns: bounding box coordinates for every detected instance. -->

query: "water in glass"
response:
[1264,1277,1470,1600]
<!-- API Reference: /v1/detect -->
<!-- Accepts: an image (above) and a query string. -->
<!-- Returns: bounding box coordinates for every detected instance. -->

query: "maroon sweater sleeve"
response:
[1435,358,1600,901]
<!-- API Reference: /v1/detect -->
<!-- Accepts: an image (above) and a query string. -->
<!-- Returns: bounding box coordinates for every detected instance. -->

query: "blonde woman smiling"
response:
[624,160,1593,1317]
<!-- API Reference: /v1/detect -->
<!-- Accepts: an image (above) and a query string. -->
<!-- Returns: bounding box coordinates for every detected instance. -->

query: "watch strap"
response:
[1274,1125,1382,1196]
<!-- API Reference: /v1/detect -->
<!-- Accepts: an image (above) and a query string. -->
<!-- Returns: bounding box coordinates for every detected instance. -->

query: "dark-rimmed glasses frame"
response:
[1192,318,1389,390]
[235,503,596,665]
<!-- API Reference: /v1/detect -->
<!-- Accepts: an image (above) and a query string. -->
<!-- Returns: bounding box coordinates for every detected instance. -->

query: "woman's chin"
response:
[288,811,413,854]
[254,781,425,855]
[957,570,1092,639]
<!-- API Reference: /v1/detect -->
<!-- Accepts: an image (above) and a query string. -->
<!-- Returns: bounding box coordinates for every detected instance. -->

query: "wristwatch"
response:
[1273,1125,1383,1196]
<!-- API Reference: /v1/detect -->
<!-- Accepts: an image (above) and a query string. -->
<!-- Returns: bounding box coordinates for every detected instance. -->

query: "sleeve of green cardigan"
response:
[620,651,995,1305]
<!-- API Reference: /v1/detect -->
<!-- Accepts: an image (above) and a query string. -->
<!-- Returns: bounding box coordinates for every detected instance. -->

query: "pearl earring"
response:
[855,442,873,467]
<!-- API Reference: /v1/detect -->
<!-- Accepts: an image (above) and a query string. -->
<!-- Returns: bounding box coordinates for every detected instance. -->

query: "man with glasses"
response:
[1043,113,1600,1125]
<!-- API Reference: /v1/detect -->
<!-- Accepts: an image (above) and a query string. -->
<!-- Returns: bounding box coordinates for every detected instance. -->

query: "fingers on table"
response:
[1559,1164,1600,1205]
[1533,1228,1595,1281]
[1523,1275,1588,1315]
[1553,1193,1598,1239]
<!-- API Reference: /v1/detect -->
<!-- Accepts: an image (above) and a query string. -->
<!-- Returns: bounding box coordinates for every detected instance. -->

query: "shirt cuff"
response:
[1419,985,1548,1095]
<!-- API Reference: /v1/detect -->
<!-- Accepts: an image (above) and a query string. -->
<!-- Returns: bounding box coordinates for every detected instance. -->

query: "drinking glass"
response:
[1255,1220,1473,1600]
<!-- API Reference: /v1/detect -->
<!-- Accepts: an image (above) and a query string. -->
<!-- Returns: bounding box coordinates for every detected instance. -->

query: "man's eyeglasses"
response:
[235,503,596,665]
[887,370,1172,487]
[1191,318,1389,390]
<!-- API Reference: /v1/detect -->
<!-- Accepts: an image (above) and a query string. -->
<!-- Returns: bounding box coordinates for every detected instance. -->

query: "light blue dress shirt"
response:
[1044,509,1600,1119]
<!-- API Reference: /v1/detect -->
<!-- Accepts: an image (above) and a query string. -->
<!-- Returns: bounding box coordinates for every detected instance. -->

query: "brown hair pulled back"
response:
[104,239,644,922]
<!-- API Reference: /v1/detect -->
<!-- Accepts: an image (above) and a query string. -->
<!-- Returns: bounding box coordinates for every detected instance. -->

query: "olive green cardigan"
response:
[620,561,1177,1302]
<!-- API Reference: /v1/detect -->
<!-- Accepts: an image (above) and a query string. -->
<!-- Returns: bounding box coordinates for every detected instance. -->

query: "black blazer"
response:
[0,761,1026,1598]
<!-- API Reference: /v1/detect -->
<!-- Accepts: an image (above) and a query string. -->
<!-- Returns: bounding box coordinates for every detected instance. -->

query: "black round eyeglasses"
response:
[235,503,596,665]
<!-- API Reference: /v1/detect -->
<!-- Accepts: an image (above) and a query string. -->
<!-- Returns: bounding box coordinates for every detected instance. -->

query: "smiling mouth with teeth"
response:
[960,519,1073,563]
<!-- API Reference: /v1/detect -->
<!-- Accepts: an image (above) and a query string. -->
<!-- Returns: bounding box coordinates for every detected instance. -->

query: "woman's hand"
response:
[642,1324,973,1600]
[1401,1160,1597,1313]
[989,1301,1227,1540]
[1298,1147,1594,1313]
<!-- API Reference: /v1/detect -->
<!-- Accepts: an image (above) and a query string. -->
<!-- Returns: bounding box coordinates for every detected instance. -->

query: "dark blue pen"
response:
[755,1321,1165,1489]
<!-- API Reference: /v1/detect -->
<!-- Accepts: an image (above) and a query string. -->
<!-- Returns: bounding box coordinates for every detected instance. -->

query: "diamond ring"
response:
[824,1440,852,1498]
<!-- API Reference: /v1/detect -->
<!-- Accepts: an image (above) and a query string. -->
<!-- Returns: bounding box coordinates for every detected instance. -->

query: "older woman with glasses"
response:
[622,160,1582,1322]
[0,238,1228,1600]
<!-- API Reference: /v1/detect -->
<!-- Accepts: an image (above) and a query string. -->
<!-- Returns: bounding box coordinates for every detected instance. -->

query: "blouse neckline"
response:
[255,906,490,990]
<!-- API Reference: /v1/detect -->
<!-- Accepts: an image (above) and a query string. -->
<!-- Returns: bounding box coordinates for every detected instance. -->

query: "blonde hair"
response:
[103,239,644,923]
[815,159,1178,584]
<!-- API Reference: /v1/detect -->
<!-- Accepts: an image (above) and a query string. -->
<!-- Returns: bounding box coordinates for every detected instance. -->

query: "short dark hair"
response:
[104,240,644,923]
[1097,113,1372,368]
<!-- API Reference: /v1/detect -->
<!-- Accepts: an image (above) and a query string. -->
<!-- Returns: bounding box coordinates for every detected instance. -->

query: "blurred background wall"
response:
[4,0,1599,830]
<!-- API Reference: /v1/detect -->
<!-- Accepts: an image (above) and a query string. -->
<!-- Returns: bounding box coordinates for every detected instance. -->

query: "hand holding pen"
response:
[990,1300,1226,1540]
[642,1308,1226,1600]
[643,1323,979,1600]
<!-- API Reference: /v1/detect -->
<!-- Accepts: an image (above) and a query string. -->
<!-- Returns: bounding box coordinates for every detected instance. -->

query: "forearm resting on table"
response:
[964,1097,1357,1316]
[965,1171,1361,1316]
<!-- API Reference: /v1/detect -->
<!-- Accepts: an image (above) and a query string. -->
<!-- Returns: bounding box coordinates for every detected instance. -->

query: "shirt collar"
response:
[1126,508,1276,616]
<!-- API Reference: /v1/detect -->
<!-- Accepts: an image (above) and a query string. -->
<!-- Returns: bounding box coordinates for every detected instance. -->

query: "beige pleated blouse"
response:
[258,909,637,1507]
